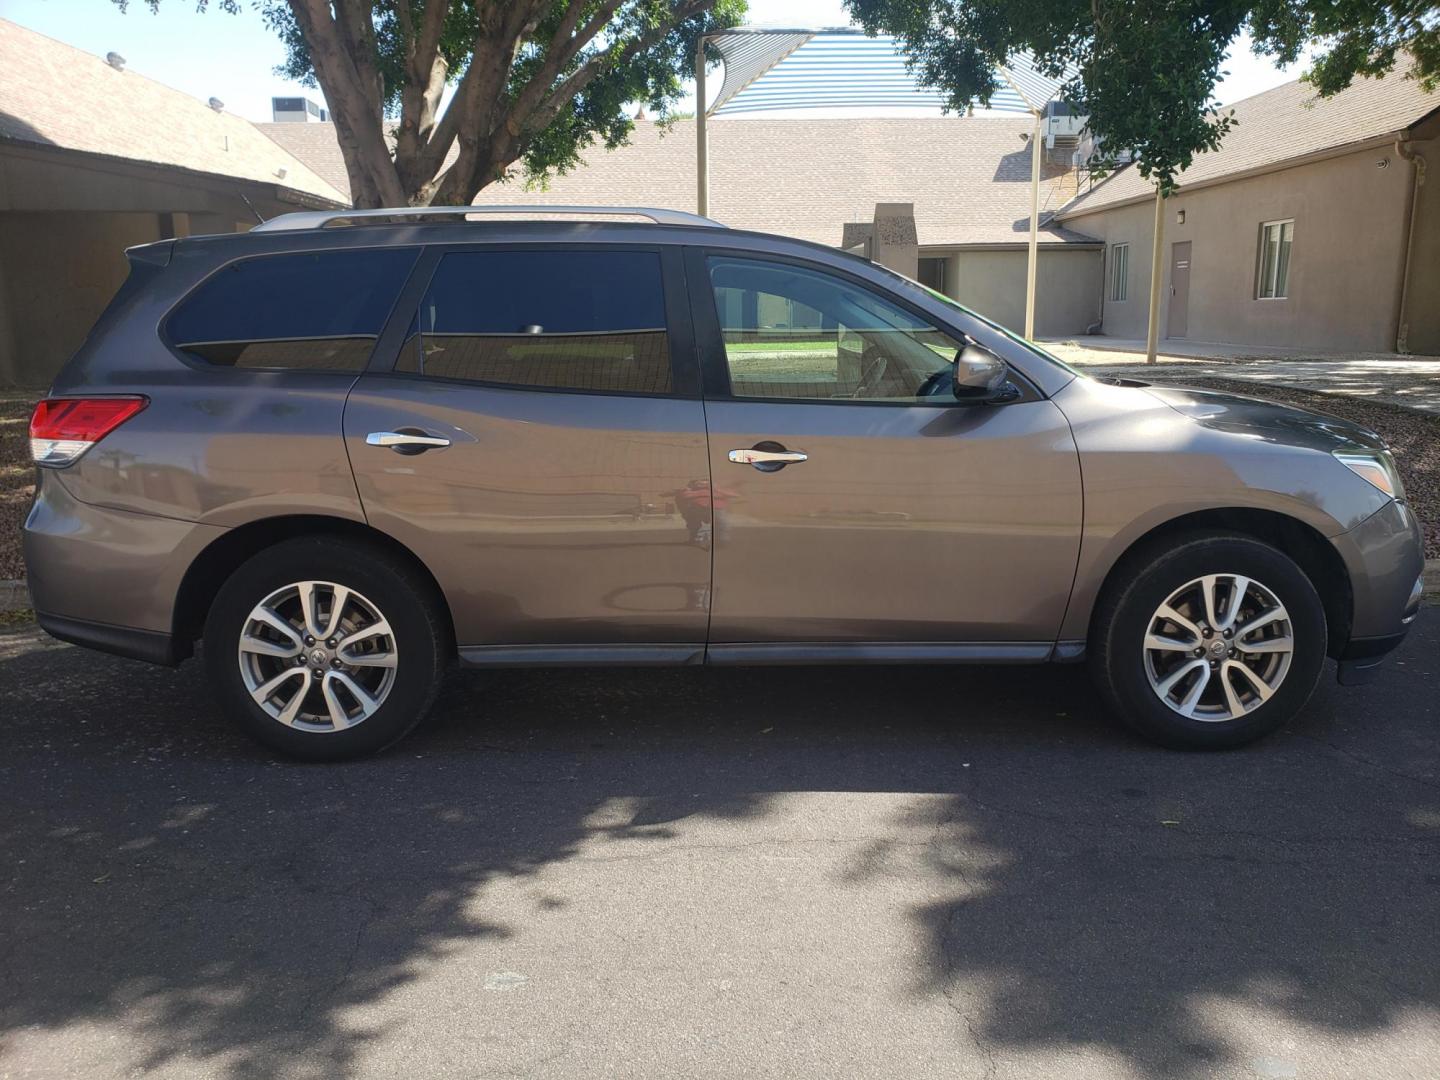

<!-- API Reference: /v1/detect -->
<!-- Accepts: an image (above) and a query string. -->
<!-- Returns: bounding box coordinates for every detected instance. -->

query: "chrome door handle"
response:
[366,431,451,451]
[728,446,808,471]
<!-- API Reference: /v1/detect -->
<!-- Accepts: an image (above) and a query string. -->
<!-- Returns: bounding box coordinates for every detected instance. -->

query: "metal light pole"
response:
[1144,185,1166,364]
[1023,110,1042,340]
[695,35,710,217]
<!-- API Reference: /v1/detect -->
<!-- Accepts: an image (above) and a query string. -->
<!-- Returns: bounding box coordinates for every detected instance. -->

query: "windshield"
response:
[870,263,1087,379]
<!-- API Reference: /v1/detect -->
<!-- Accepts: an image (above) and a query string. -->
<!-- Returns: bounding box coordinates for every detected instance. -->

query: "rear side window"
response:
[397,249,672,394]
[167,248,419,371]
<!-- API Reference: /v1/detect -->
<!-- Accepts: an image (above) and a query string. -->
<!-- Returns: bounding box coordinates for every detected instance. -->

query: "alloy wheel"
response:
[1142,573,1294,721]
[237,580,398,733]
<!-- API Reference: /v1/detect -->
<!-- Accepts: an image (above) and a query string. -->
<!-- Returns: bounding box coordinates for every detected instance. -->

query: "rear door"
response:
[686,248,1083,652]
[344,244,712,661]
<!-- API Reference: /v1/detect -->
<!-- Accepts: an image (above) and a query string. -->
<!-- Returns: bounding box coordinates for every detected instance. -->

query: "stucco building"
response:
[1054,67,1440,354]
[0,20,346,387]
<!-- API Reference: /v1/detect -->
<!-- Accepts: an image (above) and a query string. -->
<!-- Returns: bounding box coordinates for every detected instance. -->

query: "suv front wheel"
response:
[204,537,447,760]
[1091,533,1328,749]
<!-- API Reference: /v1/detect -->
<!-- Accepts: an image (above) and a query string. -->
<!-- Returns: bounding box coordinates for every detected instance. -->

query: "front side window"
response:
[707,256,965,403]
[398,249,672,395]
[167,248,418,370]
[1257,220,1293,299]
[1110,243,1129,301]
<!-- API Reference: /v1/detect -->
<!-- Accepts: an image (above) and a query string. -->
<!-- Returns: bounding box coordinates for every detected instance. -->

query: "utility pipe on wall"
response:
[1395,137,1427,355]
[1144,186,1166,365]
[1024,110,1042,340]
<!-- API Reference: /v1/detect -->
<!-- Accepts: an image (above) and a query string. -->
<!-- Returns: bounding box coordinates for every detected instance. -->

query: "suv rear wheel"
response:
[1091,533,1327,749]
[204,537,447,760]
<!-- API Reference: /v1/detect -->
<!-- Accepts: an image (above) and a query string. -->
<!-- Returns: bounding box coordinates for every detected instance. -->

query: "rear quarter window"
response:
[166,248,419,371]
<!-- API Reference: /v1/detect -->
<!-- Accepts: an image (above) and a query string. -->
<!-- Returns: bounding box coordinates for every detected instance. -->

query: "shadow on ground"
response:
[1,622,1437,1077]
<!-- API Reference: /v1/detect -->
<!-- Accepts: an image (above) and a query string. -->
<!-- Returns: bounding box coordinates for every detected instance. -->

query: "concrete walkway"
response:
[1040,337,1440,414]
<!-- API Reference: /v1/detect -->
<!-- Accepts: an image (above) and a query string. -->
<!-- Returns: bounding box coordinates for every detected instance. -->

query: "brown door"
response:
[1168,241,1191,338]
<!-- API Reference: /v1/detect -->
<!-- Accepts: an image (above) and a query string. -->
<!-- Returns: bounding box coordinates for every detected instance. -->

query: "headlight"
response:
[1333,449,1406,500]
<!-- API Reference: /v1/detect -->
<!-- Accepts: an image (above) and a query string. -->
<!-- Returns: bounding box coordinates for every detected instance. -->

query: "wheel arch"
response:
[172,515,456,658]
[1085,508,1353,658]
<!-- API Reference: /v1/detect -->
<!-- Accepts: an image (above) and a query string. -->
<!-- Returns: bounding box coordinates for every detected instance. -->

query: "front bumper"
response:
[1331,498,1426,685]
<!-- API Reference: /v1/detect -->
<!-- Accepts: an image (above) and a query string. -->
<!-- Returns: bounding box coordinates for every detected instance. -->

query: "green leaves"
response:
[845,0,1437,194]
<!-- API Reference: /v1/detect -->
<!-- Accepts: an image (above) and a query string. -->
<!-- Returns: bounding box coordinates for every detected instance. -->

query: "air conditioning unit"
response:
[270,96,330,123]
[1043,99,1087,150]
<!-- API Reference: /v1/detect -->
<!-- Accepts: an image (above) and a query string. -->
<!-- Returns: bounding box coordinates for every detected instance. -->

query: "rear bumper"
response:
[23,470,224,662]
[35,611,183,666]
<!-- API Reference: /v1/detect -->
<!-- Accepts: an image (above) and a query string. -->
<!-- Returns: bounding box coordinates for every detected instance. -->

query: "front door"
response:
[1168,241,1191,338]
[344,245,711,659]
[686,249,1083,652]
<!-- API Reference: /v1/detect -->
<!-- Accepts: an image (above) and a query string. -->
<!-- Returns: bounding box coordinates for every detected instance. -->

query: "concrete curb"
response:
[3,561,1440,617]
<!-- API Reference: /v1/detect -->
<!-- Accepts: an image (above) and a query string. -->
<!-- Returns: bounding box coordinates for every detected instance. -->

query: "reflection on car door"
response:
[687,249,1083,654]
[344,245,712,661]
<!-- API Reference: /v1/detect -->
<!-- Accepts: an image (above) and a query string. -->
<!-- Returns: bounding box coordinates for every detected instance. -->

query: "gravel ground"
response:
[1144,376,1440,559]
[0,391,35,581]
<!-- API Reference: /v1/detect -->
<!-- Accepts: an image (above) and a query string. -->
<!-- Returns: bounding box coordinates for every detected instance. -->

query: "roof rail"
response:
[252,205,725,232]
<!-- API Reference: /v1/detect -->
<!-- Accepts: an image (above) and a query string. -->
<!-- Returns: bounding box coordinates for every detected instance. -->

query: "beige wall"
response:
[0,144,297,386]
[1061,142,1434,352]
[0,212,164,386]
[930,246,1103,338]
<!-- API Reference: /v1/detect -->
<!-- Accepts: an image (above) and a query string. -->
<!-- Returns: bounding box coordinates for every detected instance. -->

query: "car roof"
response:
[168,216,877,273]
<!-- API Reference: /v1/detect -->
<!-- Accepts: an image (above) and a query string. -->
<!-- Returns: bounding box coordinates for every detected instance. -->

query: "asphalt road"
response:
[1,619,1438,1080]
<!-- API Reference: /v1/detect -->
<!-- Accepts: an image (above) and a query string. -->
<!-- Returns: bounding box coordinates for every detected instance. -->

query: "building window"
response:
[1109,243,1129,302]
[1257,219,1294,299]
[918,257,947,295]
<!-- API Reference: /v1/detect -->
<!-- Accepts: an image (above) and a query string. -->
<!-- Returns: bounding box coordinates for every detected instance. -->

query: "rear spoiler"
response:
[124,239,176,269]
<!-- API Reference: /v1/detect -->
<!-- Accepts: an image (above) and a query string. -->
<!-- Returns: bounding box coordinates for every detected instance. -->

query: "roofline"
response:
[1056,129,1417,219]
[0,135,349,210]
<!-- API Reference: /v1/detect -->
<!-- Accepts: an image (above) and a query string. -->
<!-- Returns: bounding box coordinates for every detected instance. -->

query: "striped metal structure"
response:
[706,29,1074,117]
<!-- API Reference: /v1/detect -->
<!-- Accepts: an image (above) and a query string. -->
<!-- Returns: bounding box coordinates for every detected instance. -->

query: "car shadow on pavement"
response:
[1,623,1437,1078]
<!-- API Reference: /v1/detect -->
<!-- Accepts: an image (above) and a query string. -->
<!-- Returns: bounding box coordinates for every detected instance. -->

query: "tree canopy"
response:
[120,1,744,207]
[844,0,1440,192]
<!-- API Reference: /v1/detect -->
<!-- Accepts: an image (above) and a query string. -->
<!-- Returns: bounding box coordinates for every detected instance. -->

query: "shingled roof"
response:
[0,18,346,207]
[1057,61,1439,219]
[260,116,1100,248]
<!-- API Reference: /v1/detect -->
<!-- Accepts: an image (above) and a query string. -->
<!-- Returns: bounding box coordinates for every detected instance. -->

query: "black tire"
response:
[204,537,448,761]
[1091,532,1327,750]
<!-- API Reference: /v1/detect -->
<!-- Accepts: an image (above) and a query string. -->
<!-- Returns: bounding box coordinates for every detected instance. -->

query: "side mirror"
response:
[952,344,1015,402]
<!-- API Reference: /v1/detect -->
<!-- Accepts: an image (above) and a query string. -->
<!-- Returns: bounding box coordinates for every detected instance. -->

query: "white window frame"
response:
[1109,243,1129,302]
[1256,219,1294,300]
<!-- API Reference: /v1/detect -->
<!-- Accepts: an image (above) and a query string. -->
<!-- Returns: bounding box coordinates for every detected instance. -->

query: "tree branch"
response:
[394,0,453,194]
[288,0,405,207]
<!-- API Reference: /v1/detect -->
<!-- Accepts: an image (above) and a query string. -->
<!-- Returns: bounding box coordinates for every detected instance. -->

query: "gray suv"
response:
[23,206,1424,759]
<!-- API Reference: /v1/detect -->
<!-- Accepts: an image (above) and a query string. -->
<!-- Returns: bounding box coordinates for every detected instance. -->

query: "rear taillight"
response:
[29,396,148,466]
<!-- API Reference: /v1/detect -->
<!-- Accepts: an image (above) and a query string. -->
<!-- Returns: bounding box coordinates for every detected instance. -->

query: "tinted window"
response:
[168,248,418,370]
[708,257,964,402]
[398,250,672,394]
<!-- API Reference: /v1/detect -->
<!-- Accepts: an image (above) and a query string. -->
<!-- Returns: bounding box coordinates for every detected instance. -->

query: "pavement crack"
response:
[1288,731,1440,794]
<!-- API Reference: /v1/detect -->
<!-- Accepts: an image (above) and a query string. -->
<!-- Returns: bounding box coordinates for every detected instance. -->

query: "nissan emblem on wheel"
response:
[22,207,1426,760]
